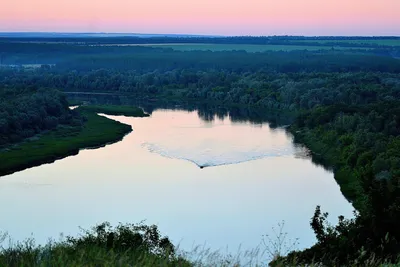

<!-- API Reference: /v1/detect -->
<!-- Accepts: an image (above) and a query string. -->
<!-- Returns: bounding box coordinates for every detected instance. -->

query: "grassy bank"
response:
[79,104,149,117]
[0,106,147,177]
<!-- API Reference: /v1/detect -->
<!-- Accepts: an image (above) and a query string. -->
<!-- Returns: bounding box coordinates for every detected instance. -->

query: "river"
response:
[0,107,353,261]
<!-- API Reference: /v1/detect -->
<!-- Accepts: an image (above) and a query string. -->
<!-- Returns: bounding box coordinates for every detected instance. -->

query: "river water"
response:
[0,107,353,260]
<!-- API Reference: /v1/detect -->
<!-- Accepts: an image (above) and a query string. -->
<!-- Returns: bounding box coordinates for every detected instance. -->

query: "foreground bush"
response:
[0,222,191,267]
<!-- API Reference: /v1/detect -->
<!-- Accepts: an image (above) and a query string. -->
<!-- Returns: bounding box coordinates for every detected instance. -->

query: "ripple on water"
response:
[141,142,299,168]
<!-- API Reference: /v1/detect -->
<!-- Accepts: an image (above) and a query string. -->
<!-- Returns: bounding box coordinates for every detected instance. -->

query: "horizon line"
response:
[0,32,399,38]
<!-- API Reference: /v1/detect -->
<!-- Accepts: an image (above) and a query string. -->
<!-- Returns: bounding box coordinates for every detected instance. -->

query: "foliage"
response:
[283,100,400,264]
[2,70,400,112]
[0,86,80,147]
[0,222,191,267]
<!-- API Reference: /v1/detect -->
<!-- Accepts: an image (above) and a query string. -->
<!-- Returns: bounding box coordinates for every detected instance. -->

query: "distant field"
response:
[120,43,369,52]
[297,39,400,46]
[0,64,46,68]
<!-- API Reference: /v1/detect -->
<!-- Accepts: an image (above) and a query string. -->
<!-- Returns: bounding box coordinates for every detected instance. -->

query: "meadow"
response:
[125,43,370,52]
[296,39,400,47]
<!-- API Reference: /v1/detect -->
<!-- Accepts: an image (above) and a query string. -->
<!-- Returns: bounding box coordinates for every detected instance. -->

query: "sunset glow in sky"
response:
[1,0,399,35]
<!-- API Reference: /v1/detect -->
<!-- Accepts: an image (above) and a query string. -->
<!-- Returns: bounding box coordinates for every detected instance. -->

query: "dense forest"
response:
[2,70,400,111]
[1,39,400,265]
[0,85,82,147]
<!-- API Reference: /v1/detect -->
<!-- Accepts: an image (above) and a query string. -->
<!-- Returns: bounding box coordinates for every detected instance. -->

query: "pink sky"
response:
[0,0,399,35]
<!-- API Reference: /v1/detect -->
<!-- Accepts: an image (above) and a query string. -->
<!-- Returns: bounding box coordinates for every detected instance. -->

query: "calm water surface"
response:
[0,109,353,256]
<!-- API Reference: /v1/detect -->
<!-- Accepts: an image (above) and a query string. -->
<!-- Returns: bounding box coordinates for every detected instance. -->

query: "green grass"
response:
[1,223,399,267]
[0,105,148,177]
[129,43,370,52]
[0,222,191,267]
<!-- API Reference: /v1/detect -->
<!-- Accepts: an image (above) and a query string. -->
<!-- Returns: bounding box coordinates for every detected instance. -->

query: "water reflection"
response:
[138,110,298,168]
[66,93,334,172]
[66,93,296,128]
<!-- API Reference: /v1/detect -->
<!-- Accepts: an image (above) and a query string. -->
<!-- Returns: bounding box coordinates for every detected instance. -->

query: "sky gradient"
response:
[1,0,399,36]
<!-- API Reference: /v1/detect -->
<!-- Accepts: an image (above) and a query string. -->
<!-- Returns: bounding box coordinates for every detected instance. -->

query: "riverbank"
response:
[79,105,150,117]
[0,106,148,177]
[64,91,299,112]
[290,125,362,209]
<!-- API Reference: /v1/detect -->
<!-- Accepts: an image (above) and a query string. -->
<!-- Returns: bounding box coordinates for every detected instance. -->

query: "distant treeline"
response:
[57,50,400,73]
[2,68,400,111]
[0,36,399,47]
[1,42,399,72]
